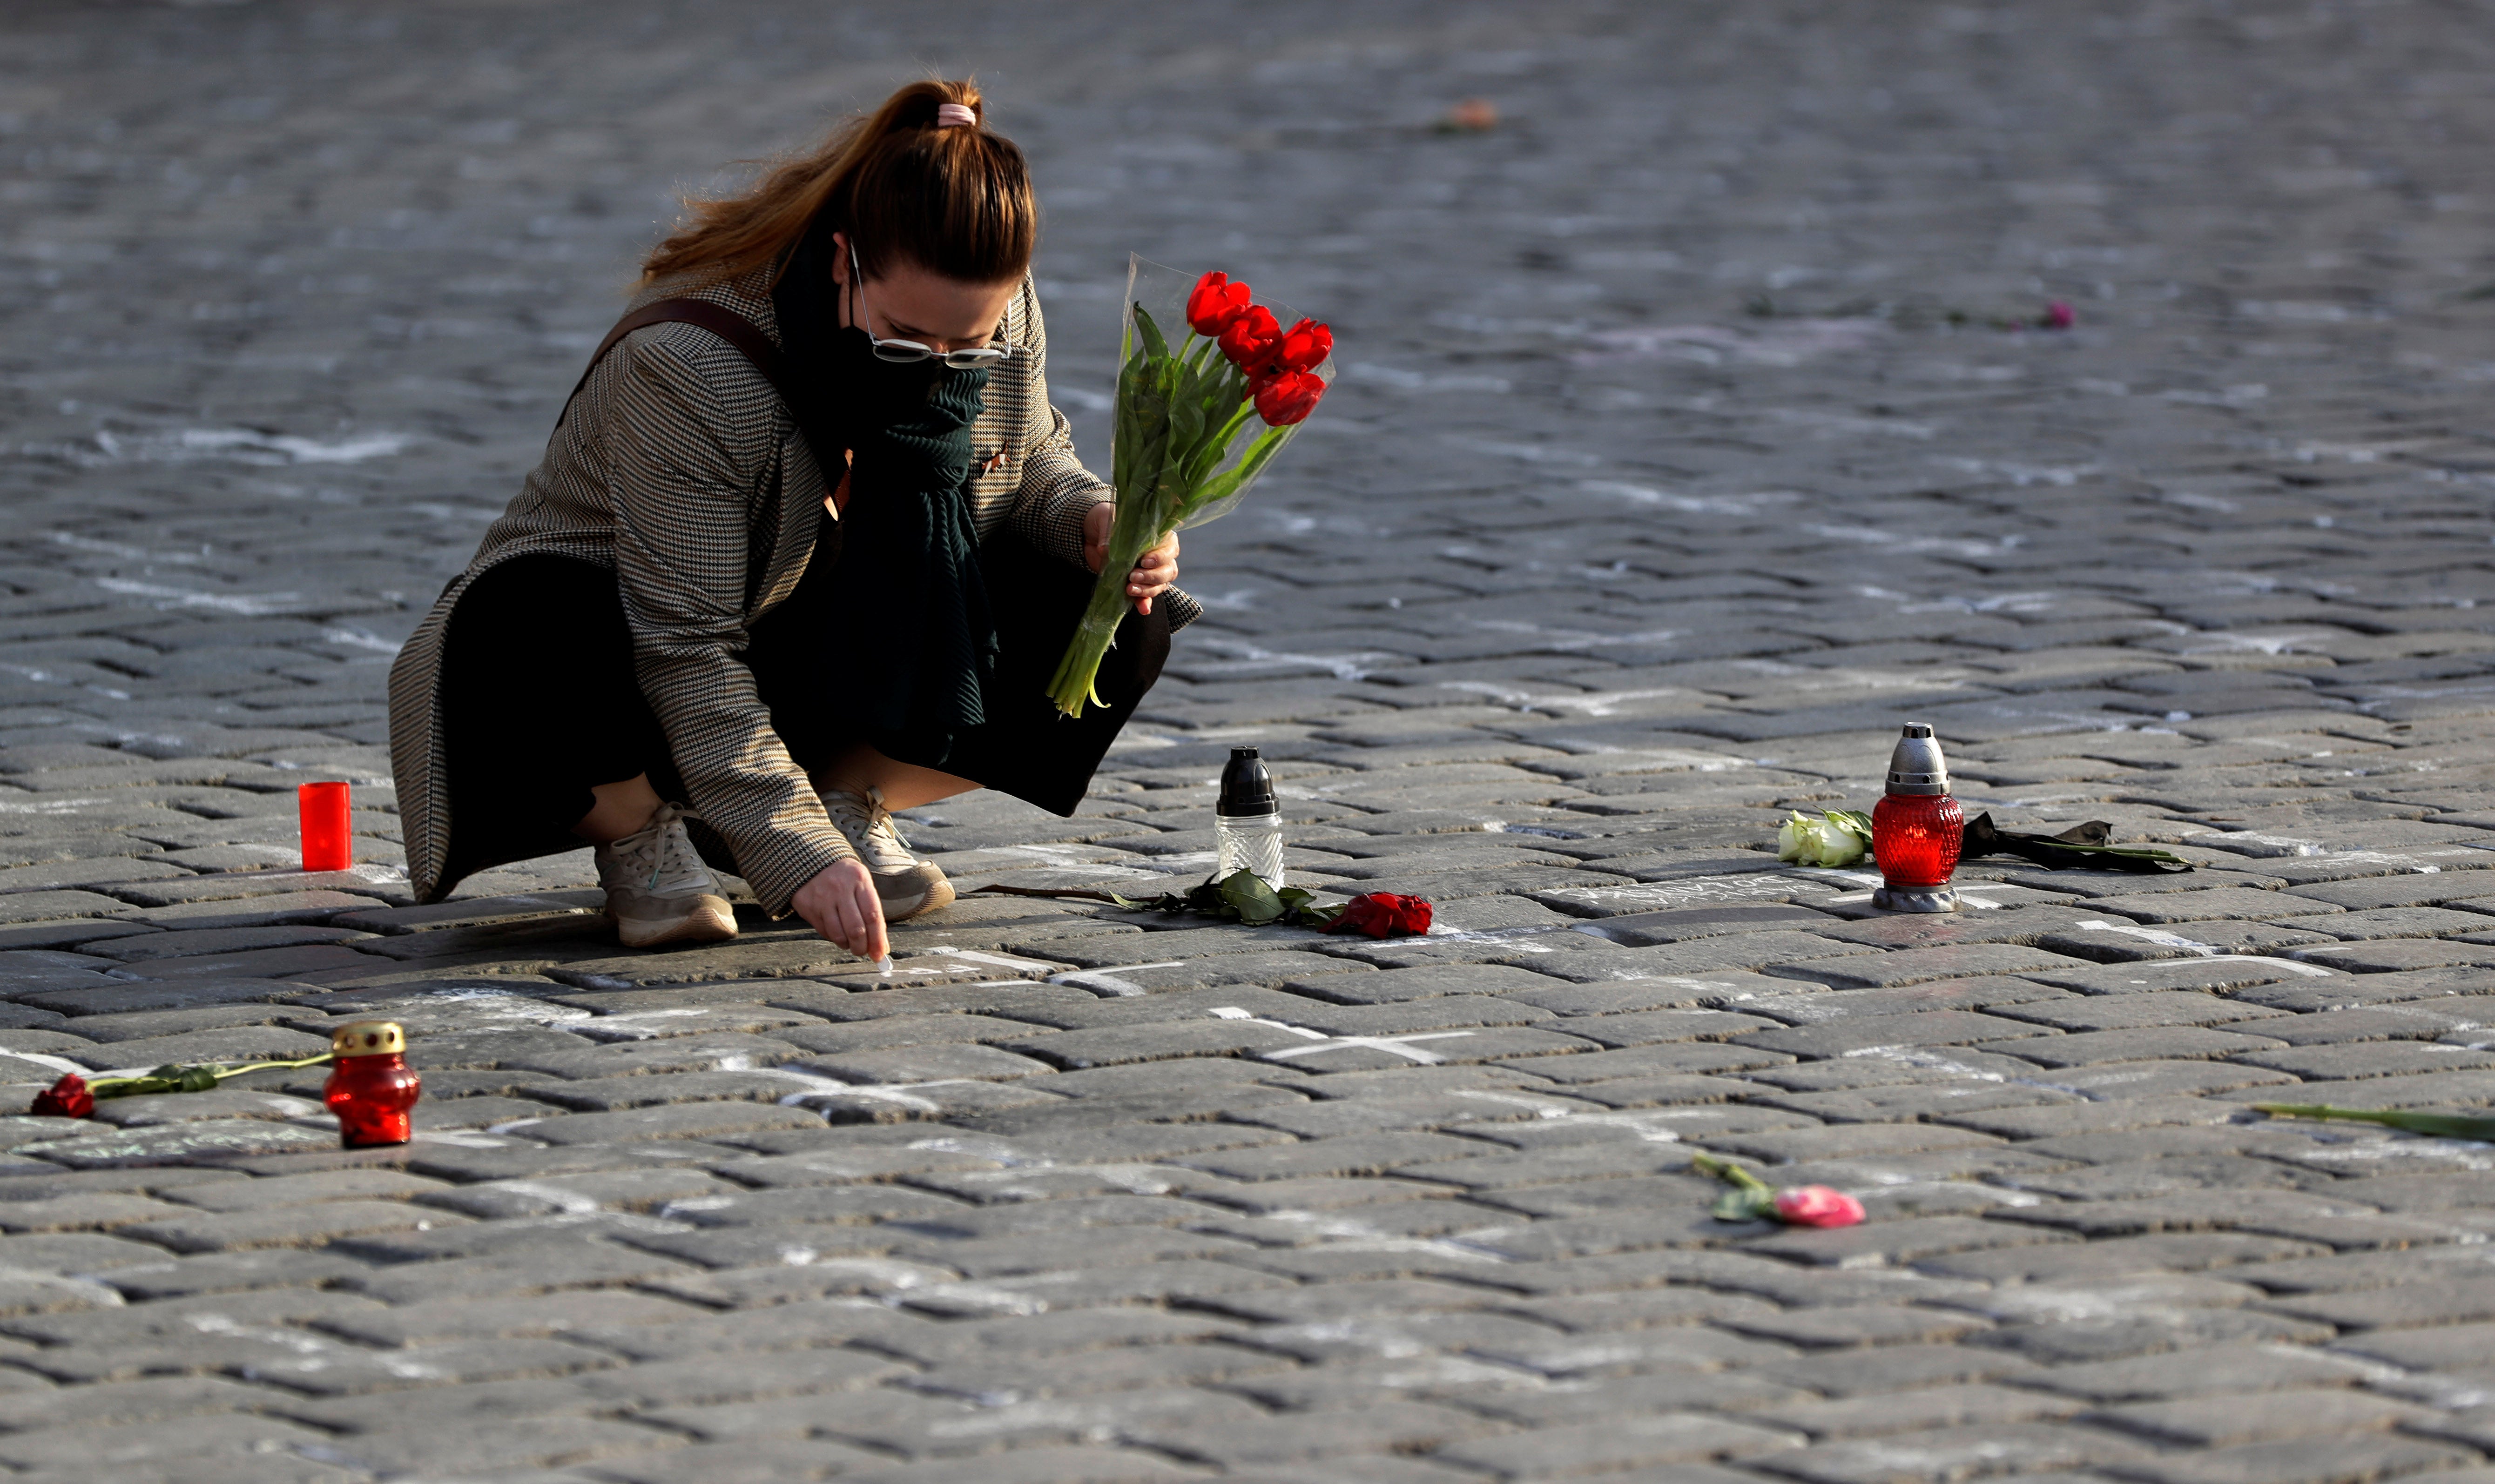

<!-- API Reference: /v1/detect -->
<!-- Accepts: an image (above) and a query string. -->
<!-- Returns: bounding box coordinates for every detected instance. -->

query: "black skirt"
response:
[436,526,1168,891]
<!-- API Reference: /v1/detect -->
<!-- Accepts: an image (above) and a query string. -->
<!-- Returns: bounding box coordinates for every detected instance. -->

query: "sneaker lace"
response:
[824,786,914,868]
[622,802,714,894]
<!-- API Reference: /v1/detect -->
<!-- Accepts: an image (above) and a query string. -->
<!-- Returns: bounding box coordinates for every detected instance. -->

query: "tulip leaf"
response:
[1133,303,1170,362]
[1185,425,1296,524]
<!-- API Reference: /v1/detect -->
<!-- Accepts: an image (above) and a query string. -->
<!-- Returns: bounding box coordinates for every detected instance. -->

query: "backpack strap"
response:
[558,297,850,513]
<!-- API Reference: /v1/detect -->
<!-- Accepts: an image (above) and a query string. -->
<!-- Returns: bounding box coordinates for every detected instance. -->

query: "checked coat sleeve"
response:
[604,323,857,915]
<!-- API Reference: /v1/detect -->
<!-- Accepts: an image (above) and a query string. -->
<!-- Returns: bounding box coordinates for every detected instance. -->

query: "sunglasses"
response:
[848,243,1012,369]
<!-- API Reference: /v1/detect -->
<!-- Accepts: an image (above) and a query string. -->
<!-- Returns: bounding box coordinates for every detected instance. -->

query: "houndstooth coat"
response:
[386,263,1192,915]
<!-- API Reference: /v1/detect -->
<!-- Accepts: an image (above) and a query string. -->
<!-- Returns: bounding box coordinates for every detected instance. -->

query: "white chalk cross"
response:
[1208,1006,1476,1065]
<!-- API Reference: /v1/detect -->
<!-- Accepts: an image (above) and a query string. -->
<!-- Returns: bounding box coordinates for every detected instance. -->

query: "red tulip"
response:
[1324,891,1432,939]
[1217,305,1284,372]
[1269,318,1333,374]
[1252,369,1326,427]
[1186,272,1253,336]
[31,1073,92,1120]
[1773,1185,1866,1228]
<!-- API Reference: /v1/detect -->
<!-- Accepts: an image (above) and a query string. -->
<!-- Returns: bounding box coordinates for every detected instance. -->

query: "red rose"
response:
[1186,272,1253,336]
[1773,1185,1865,1228]
[1217,305,1284,372]
[1252,369,1326,427]
[1269,318,1333,374]
[2041,300,2075,330]
[1324,892,1433,939]
[31,1073,92,1120]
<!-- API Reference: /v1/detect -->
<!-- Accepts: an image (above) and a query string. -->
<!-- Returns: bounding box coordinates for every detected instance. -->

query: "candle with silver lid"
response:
[1871,723,1963,913]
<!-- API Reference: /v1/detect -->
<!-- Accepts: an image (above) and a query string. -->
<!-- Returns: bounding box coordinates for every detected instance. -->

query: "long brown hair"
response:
[640,78,1035,288]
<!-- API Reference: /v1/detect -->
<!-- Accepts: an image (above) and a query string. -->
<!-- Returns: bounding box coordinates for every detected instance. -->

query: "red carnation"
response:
[1324,892,1433,939]
[31,1073,92,1120]
[1186,272,1253,336]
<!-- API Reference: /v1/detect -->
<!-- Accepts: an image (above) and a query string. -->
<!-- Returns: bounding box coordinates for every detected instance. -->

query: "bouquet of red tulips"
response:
[1047,258,1334,716]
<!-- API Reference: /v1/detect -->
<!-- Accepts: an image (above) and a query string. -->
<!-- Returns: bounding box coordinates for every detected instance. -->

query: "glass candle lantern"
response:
[1215,745,1285,890]
[1870,723,1963,913]
[323,1020,421,1147]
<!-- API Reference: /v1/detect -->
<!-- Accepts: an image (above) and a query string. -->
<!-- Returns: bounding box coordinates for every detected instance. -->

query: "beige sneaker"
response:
[595,802,737,948]
[822,786,954,921]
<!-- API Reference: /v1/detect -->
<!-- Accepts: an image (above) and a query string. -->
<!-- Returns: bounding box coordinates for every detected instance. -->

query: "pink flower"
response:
[1773,1185,1865,1228]
[2041,301,2075,330]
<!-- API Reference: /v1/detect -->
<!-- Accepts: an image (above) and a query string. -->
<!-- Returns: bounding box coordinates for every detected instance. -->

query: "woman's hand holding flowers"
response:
[1085,504,1180,615]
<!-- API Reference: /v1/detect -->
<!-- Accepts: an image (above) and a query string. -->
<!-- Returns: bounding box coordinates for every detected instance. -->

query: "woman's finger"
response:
[853,880,889,961]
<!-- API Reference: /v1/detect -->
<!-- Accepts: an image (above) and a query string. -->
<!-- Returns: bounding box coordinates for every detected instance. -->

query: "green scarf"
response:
[774,216,998,762]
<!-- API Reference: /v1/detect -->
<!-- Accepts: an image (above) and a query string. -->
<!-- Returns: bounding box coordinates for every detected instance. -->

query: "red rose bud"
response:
[1217,305,1284,371]
[1773,1185,1866,1228]
[1253,369,1326,427]
[1324,892,1433,939]
[31,1073,92,1120]
[1186,271,1253,336]
[2041,300,2075,329]
[1270,318,1333,373]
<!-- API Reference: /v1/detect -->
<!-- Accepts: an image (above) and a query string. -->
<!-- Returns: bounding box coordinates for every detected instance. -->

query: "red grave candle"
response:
[298,781,352,872]
[1872,791,1964,888]
[324,1020,420,1147]
[1870,723,1963,912]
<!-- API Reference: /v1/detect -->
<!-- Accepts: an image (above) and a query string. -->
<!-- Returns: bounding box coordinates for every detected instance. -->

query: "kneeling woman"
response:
[387,80,1188,959]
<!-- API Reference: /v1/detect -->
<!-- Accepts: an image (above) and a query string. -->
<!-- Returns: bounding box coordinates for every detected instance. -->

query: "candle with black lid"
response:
[1215,746,1285,889]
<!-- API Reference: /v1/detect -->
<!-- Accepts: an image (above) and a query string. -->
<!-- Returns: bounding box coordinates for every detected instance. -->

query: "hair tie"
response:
[933,102,977,129]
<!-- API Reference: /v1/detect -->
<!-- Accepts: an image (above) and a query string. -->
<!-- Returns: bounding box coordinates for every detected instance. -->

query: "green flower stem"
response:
[2255,1102,2495,1142]
[89,1052,334,1101]
[1047,492,1167,716]
[1689,1151,1780,1222]
[1689,1151,1774,1195]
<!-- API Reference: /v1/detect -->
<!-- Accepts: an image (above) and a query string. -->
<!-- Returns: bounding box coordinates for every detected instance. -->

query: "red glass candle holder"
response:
[324,1021,420,1147]
[1871,723,1962,913]
[1873,792,1965,888]
[298,782,352,872]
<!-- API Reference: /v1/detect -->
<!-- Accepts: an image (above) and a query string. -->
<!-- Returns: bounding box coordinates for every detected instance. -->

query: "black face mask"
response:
[818,319,944,442]
[769,212,998,758]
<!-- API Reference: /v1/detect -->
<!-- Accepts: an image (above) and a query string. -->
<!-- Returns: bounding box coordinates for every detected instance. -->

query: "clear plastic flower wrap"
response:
[1046,255,1335,716]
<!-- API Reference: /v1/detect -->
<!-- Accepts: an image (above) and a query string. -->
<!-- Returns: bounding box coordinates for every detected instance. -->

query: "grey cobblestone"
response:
[1,0,2494,1478]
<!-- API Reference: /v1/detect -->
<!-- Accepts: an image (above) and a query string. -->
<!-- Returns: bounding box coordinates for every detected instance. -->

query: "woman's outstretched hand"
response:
[1084,504,1180,615]
[793,858,887,962]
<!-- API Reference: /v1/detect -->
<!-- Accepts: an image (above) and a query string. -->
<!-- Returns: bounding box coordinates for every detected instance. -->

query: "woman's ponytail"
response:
[640,77,1036,288]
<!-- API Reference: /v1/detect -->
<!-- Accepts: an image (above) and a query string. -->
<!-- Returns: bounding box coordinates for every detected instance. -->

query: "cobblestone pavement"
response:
[2,1,2495,1480]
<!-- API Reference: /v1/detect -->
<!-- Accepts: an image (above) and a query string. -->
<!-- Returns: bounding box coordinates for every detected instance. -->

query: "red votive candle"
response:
[298,781,351,872]
[324,1020,420,1147]
[1873,791,1964,887]
[1870,723,1963,913]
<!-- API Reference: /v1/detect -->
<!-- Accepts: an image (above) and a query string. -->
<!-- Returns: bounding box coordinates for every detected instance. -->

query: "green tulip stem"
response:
[88,1051,336,1101]
[2255,1102,2495,1142]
